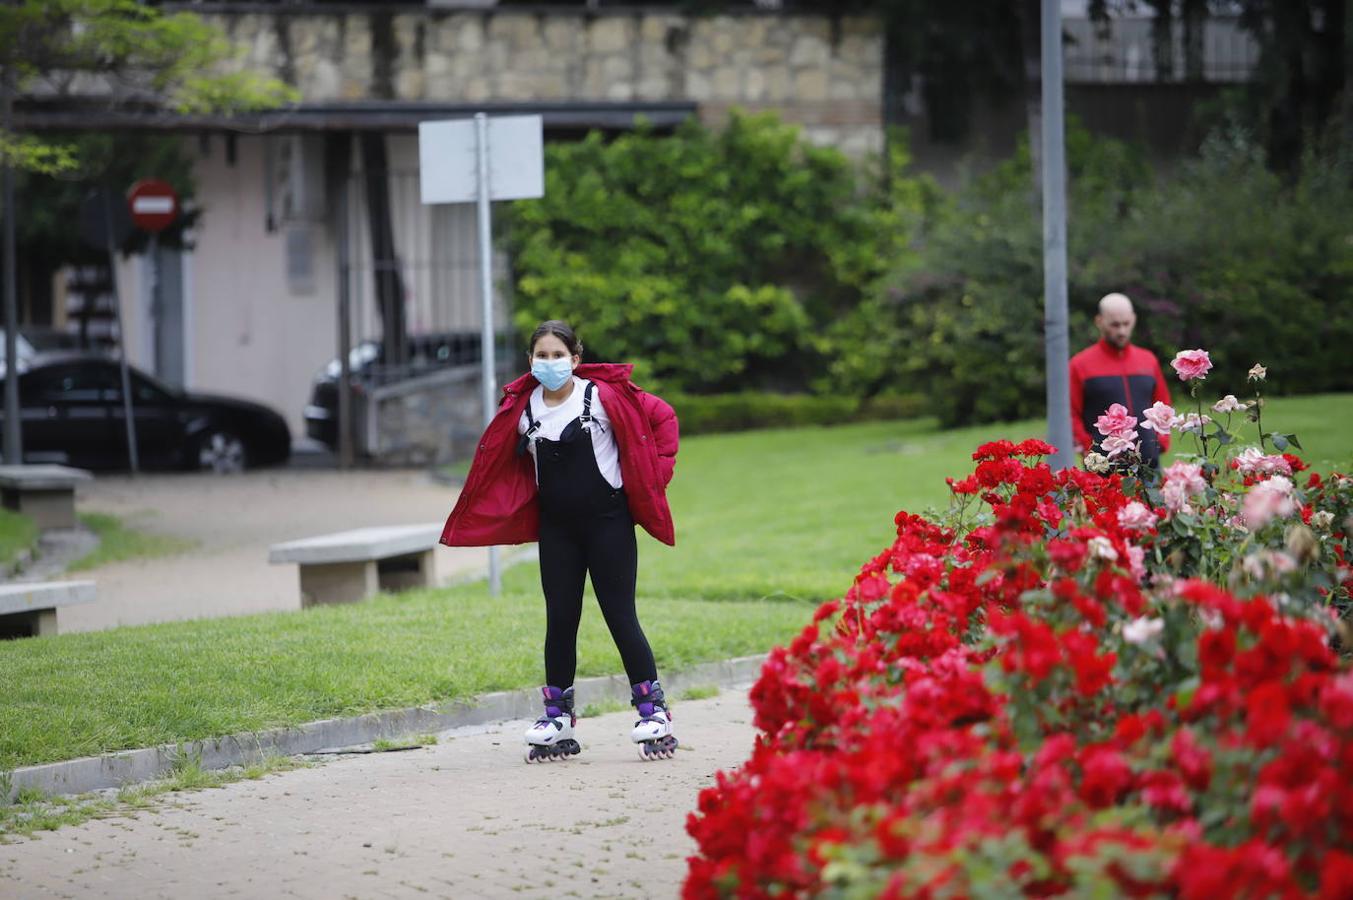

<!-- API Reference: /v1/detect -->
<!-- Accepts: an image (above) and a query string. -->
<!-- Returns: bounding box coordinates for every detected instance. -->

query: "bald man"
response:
[1069,293,1173,465]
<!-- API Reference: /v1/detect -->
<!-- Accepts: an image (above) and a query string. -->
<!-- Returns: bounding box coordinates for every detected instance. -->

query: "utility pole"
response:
[2,64,20,465]
[1041,0,1074,471]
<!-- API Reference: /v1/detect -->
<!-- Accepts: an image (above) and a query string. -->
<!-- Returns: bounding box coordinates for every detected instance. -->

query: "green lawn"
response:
[1,392,1349,773]
[67,513,196,573]
[0,509,37,572]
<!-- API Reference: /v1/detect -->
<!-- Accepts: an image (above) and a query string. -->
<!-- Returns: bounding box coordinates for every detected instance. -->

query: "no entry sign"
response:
[127,179,180,232]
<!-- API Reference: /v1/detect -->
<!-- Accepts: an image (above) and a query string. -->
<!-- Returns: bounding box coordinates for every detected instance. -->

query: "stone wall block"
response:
[744,67,767,102]
[423,51,455,100]
[793,67,829,103]
[710,65,742,102]
[588,18,631,55]
[456,17,485,53]
[639,14,683,45]
[685,69,713,102]
[828,77,861,102]
[635,76,669,102]
[762,64,792,102]
[582,57,606,98]
[790,33,830,68]
[710,16,737,54]
[463,76,490,103]
[542,18,580,52]
[396,69,425,100]
[339,17,372,98]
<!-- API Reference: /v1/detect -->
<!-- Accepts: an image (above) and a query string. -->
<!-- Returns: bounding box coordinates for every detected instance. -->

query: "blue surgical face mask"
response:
[532,357,573,391]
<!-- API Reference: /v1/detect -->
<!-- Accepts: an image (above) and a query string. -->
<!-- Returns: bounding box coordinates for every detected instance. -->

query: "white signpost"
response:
[419,113,544,595]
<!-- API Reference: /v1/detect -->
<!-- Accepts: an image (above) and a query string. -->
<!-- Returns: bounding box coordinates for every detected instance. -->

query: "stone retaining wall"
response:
[192,5,885,156]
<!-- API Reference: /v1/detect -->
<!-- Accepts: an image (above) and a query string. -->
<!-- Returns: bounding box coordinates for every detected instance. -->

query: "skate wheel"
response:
[638,736,678,761]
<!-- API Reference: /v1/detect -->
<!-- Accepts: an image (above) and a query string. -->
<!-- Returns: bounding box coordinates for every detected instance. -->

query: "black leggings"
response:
[538,499,657,689]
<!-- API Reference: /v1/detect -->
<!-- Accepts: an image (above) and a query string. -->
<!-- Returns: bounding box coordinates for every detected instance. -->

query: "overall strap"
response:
[580,381,596,428]
[516,396,544,456]
[523,397,542,438]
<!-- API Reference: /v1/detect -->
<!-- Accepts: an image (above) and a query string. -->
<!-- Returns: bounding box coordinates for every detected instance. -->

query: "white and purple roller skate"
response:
[631,680,678,761]
[524,685,581,763]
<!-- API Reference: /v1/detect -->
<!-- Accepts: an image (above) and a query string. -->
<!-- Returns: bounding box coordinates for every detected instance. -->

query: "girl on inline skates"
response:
[440,320,681,762]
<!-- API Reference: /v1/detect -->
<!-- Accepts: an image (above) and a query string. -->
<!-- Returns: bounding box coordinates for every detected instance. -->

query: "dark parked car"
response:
[304,332,482,449]
[0,354,291,473]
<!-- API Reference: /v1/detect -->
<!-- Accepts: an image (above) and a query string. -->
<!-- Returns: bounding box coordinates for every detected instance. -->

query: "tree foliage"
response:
[0,0,297,173]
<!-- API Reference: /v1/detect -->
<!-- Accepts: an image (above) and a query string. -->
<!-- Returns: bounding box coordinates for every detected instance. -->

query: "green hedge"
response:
[667,392,928,436]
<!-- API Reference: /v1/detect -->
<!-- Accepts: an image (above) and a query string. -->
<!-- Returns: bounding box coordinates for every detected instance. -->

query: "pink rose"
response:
[1233,447,1292,477]
[1126,545,1147,581]
[1242,476,1297,529]
[1117,501,1155,531]
[1095,403,1137,439]
[1140,401,1178,434]
[1179,413,1212,434]
[1171,349,1213,382]
[1212,394,1245,413]
[1161,479,1193,513]
[1101,432,1138,458]
[1163,460,1207,495]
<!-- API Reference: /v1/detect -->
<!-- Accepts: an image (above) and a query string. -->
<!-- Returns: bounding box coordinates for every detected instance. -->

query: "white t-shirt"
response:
[518,377,623,489]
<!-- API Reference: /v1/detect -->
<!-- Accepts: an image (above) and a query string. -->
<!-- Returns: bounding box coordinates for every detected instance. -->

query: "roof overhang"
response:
[14,100,700,134]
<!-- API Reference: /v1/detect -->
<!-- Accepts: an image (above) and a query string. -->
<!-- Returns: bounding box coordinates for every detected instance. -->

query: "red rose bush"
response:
[685,361,1353,898]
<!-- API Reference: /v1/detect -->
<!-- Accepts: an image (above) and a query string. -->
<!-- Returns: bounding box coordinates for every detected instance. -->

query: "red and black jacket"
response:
[1069,340,1173,460]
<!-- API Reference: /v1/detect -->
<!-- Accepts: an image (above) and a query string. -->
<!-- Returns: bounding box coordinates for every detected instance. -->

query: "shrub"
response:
[505,113,936,394]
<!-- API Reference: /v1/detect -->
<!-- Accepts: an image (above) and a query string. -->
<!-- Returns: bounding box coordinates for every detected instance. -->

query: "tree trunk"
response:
[1018,0,1044,190]
[1182,0,1207,81]
[358,132,407,371]
[1344,0,1353,143]
[1148,0,1175,81]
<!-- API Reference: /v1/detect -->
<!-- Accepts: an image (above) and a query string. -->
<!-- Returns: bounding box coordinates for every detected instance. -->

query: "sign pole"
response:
[474,112,501,596]
[103,193,140,475]
[148,231,160,375]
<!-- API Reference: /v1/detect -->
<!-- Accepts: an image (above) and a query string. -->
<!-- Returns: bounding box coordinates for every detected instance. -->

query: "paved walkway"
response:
[0,690,754,899]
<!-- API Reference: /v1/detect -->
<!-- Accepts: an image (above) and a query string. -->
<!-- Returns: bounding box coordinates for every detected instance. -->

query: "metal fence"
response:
[1063,15,1260,84]
[338,166,514,372]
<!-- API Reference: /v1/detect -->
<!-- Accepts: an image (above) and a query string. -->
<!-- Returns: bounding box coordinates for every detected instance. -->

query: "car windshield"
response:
[134,369,183,400]
[0,331,37,361]
[323,342,380,378]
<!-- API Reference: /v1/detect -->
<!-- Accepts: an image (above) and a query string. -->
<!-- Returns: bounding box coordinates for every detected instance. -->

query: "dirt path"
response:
[56,469,491,633]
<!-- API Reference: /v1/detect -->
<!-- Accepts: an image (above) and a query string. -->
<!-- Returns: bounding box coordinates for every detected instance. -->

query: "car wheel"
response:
[197,430,249,474]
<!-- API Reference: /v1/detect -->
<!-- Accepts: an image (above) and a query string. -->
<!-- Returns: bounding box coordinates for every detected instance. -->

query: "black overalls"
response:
[521,382,657,690]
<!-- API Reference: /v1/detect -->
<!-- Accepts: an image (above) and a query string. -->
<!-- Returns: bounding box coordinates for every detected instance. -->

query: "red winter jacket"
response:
[440,363,679,548]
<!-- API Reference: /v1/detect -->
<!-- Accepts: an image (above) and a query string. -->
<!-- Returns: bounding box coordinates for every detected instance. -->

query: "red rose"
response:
[1246,682,1292,745]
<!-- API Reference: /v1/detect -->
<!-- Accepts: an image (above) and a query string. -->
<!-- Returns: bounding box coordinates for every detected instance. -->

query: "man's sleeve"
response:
[1069,359,1091,453]
[1153,357,1173,452]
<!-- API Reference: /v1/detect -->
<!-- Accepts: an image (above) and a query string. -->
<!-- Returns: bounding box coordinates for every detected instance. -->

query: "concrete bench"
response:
[0,465,93,530]
[269,523,443,607]
[0,580,96,638]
